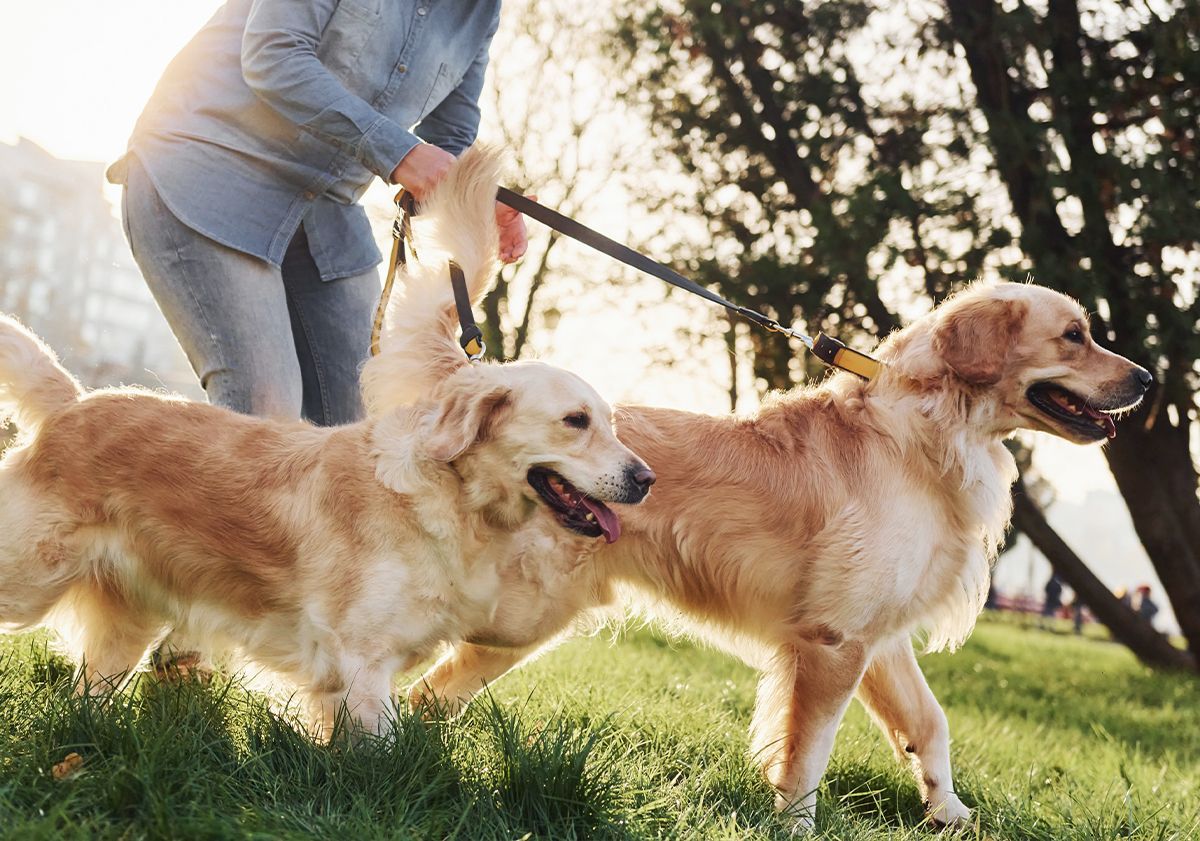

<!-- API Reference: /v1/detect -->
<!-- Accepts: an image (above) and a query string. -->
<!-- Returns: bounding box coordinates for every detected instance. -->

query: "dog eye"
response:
[1063,326,1085,345]
[563,412,589,430]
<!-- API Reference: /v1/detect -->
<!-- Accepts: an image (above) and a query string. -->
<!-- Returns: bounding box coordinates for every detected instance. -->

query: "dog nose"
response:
[1131,366,1153,391]
[632,466,656,490]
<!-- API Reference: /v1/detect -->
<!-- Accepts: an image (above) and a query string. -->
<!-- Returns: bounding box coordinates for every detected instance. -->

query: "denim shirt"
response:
[107,0,502,280]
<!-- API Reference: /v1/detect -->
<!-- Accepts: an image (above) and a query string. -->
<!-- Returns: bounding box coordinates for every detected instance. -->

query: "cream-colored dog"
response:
[0,148,652,736]
[409,281,1151,828]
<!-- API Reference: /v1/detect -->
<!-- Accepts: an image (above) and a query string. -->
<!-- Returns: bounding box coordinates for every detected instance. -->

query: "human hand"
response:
[496,196,533,263]
[389,143,456,202]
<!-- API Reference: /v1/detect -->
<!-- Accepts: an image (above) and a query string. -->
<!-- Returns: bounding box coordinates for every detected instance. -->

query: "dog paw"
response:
[927,791,971,827]
[150,650,213,684]
[786,813,816,836]
[406,683,466,721]
[777,794,817,835]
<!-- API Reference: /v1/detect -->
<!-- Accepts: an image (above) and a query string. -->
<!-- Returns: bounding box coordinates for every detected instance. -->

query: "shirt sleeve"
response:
[413,7,499,155]
[241,0,422,180]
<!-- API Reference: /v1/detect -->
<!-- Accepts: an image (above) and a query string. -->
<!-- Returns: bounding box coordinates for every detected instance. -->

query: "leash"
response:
[449,261,485,360]
[370,190,486,362]
[496,188,881,380]
[369,186,882,381]
[369,190,417,358]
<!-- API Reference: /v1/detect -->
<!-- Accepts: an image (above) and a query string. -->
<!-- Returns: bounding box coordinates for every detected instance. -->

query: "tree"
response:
[611,0,1197,668]
[941,0,1200,665]
[477,0,643,360]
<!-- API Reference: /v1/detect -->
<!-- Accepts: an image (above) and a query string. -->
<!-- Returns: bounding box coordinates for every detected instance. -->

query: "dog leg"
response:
[55,583,164,694]
[750,638,868,832]
[856,635,971,826]
[150,628,216,682]
[311,667,395,740]
[408,642,541,718]
[0,537,76,628]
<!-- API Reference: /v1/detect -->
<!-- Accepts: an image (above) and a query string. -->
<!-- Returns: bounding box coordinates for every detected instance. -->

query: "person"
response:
[1040,573,1063,629]
[1135,584,1160,626]
[1042,574,1063,616]
[107,0,527,427]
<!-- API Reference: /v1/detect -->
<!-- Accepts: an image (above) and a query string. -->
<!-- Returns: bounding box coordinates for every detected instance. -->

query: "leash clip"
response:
[810,333,883,381]
[448,260,486,363]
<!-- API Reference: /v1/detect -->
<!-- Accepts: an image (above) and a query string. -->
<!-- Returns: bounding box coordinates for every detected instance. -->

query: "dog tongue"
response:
[581,497,621,543]
[1083,405,1117,439]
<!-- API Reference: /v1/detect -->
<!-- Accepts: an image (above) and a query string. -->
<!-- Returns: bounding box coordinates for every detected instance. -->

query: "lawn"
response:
[0,617,1196,840]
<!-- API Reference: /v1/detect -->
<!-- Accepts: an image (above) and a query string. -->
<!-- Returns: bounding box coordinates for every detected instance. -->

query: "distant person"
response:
[1135,584,1160,626]
[108,0,528,427]
[1071,596,1085,635]
[1115,585,1132,610]
[1042,574,1063,618]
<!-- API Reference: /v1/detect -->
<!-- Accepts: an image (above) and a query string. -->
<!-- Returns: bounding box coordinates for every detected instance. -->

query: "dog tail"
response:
[0,313,83,432]
[361,144,504,415]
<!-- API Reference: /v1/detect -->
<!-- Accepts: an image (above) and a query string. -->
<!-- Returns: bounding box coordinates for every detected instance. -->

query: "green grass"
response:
[0,618,1197,839]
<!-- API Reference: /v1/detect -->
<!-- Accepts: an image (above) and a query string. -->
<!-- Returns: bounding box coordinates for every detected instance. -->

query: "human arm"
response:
[240,0,421,180]
[412,8,498,155]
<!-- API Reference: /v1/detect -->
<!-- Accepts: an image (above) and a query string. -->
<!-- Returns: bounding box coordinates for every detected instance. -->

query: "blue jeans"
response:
[121,157,379,426]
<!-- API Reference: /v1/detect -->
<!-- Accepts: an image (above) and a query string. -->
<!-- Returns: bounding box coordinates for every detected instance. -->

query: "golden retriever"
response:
[408,281,1151,828]
[0,147,653,736]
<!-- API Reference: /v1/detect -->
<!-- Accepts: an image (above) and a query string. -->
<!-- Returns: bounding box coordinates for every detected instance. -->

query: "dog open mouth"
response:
[527,467,621,543]
[1026,383,1117,441]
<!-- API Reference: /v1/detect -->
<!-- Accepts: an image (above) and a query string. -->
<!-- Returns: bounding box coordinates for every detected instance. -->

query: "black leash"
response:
[371,185,882,380]
[448,261,485,360]
[494,188,881,380]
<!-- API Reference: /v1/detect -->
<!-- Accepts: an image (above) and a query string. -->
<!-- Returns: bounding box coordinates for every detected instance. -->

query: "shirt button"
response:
[302,191,315,200]
[416,7,427,15]
[397,64,407,73]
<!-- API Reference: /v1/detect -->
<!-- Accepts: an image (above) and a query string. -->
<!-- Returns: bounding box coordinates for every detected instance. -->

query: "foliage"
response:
[611,0,1018,390]
[477,0,647,361]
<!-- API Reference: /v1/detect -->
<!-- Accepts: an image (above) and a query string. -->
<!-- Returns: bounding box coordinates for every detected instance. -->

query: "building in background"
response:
[0,137,199,397]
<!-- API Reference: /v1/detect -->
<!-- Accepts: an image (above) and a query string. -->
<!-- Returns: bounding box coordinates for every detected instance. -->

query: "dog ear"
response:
[425,384,513,462]
[933,297,1026,386]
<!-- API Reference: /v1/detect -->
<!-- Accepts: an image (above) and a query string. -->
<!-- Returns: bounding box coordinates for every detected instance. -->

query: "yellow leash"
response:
[369,191,416,358]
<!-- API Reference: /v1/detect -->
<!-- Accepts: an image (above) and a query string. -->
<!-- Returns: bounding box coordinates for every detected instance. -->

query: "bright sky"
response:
[0,2,219,163]
[0,0,1174,626]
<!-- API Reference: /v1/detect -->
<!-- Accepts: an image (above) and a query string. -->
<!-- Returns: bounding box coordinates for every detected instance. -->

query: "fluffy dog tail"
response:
[361,145,504,415]
[0,314,83,432]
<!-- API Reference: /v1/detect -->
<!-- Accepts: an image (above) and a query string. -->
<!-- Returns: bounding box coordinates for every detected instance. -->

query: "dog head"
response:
[422,361,653,543]
[915,282,1151,443]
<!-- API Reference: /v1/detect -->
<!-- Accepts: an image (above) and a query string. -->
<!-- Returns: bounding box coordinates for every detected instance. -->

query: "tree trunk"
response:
[1011,476,1195,671]
[945,0,1200,667]
[1102,409,1200,663]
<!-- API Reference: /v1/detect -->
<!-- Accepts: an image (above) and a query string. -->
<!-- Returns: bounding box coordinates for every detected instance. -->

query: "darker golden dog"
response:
[407,282,1150,828]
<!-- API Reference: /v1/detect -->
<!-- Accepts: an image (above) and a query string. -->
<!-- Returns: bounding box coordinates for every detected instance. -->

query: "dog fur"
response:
[407,281,1150,828]
[0,147,651,737]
